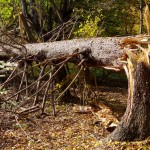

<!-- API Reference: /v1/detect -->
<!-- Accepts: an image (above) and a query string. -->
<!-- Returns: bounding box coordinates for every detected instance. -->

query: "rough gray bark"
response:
[0,37,124,67]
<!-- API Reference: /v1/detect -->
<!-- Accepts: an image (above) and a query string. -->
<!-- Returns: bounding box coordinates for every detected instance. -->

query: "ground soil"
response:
[0,80,150,150]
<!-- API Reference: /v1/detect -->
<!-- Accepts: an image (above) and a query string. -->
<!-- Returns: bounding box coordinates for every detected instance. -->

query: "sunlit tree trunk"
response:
[108,62,150,141]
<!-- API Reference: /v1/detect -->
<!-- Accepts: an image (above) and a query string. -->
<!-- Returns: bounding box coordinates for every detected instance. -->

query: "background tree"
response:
[0,0,146,40]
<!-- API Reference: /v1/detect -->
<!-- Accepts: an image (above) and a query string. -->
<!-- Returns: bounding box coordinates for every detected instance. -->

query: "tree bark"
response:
[0,37,124,67]
[20,0,29,17]
[28,0,41,35]
[108,62,150,141]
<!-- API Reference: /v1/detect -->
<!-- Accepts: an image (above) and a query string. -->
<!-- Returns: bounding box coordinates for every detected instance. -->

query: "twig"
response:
[42,16,76,38]
[18,105,40,115]
[55,65,83,102]
[49,25,64,41]
[0,30,27,53]
[41,66,52,114]
[68,17,77,38]
[94,67,99,99]
[1,57,38,87]
[51,67,56,116]
[25,70,28,96]
[49,0,63,23]
[29,61,66,98]
[15,84,59,111]
[77,59,86,66]
[33,65,46,106]
[15,115,33,141]
[5,54,78,101]
[16,61,27,102]
[5,59,69,106]
[0,66,17,88]
[41,64,56,116]
[5,59,60,101]
[103,66,121,72]
[1,52,80,87]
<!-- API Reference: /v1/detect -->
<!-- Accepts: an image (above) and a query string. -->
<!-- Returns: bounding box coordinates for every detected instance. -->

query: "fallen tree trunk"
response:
[1,35,150,142]
[0,37,124,67]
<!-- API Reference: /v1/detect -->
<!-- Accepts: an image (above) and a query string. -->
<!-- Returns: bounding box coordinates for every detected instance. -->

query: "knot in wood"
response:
[79,47,91,60]
[35,50,47,61]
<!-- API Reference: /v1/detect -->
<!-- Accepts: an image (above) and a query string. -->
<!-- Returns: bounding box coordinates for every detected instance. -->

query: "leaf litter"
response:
[1,84,150,150]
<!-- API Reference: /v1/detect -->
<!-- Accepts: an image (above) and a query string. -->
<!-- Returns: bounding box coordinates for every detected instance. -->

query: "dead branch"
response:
[18,105,40,115]
[54,63,84,102]
[33,65,47,106]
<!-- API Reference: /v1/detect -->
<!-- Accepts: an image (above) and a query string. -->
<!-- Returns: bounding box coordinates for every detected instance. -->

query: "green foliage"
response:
[0,0,20,29]
[74,16,103,38]
[0,0,145,38]
[98,1,140,36]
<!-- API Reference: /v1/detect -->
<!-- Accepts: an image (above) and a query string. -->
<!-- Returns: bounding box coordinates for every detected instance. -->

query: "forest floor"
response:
[1,80,150,150]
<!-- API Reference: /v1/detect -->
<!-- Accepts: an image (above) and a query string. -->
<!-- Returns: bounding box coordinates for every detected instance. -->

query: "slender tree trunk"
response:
[140,0,143,34]
[28,0,41,35]
[108,62,150,141]
[20,0,28,17]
